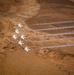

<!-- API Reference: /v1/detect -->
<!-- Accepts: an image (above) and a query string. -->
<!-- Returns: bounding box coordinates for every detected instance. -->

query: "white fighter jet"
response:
[21,35,26,39]
[15,29,20,34]
[17,23,23,28]
[12,34,18,39]
[24,47,30,52]
[18,41,24,46]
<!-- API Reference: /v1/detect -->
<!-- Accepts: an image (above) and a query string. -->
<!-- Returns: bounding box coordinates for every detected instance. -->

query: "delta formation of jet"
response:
[12,23,30,52]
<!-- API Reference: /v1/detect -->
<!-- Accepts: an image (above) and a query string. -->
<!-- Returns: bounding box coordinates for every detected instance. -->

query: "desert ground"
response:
[0,0,74,75]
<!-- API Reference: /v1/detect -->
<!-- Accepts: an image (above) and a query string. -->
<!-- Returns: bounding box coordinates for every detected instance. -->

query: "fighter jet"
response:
[21,35,26,39]
[24,47,30,52]
[18,41,24,46]
[15,29,20,34]
[12,34,18,39]
[17,23,23,28]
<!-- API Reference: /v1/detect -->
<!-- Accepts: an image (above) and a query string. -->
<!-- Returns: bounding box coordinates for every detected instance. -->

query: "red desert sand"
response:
[0,0,74,75]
